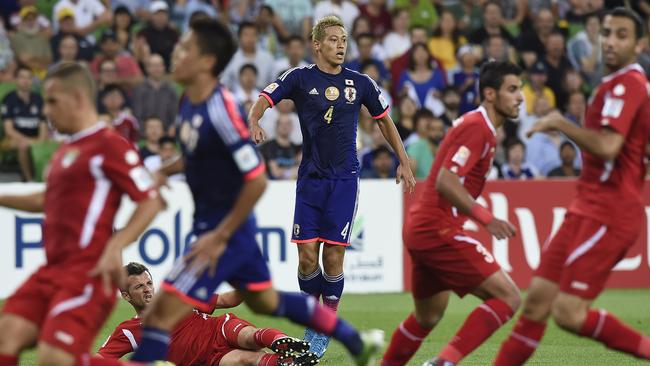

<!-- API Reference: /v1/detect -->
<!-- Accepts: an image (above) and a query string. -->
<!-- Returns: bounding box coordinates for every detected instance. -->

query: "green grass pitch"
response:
[12,290,650,365]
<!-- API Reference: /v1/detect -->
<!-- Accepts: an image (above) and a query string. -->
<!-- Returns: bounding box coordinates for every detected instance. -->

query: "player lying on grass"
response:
[98,262,318,366]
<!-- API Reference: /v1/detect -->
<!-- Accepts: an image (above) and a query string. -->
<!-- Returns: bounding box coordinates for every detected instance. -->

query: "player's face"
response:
[43,78,77,134]
[602,16,640,70]
[171,31,202,84]
[123,272,154,308]
[494,74,523,119]
[316,26,347,67]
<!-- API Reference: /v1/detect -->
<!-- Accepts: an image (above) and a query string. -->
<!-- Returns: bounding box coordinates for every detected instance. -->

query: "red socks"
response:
[0,354,17,366]
[381,313,433,366]
[258,353,280,366]
[493,316,547,366]
[439,298,514,364]
[580,309,650,359]
[253,328,287,348]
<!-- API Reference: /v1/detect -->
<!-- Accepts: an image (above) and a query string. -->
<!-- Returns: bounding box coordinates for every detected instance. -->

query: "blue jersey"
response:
[260,64,389,179]
[177,85,265,220]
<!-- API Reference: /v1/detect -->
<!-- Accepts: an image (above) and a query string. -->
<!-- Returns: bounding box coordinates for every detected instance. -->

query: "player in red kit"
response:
[0,63,164,366]
[493,8,650,366]
[98,262,318,366]
[381,61,522,366]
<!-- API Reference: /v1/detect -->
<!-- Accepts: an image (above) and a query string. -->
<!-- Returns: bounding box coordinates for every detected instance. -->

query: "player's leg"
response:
[0,314,38,365]
[218,349,302,366]
[36,342,75,366]
[221,315,309,355]
[492,277,558,366]
[241,287,383,365]
[296,241,323,299]
[382,291,450,366]
[321,244,345,312]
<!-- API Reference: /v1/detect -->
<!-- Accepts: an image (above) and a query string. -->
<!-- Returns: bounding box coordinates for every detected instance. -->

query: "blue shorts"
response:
[291,177,359,246]
[162,214,272,313]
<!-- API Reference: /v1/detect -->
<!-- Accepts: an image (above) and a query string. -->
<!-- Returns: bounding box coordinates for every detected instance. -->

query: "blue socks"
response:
[298,267,323,298]
[322,271,344,311]
[130,326,170,362]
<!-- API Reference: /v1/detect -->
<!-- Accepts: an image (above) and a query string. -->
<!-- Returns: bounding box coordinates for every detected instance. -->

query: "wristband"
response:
[470,203,494,225]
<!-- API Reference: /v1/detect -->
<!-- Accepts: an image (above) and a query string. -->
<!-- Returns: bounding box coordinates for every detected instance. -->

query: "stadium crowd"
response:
[0,0,648,182]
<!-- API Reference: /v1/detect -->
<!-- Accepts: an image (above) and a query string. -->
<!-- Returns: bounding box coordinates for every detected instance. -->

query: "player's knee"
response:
[298,253,319,275]
[550,299,583,332]
[521,290,553,322]
[414,311,443,329]
[501,289,522,312]
[0,316,36,354]
[36,346,74,366]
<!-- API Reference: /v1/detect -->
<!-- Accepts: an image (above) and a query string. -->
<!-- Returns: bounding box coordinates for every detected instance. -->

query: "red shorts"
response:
[208,313,254,366]
[535,213,639,299]
[405,226,501,299]
[2,266,117,355]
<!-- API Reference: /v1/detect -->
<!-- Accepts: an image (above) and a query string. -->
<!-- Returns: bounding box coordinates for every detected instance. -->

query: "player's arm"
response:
[376,113,416,192]
[527,111,625,161]
[213,290,244,309]
[250,72,298,144]
[0,191,45,212]
[96,328,134,359]
[248,95,271,144]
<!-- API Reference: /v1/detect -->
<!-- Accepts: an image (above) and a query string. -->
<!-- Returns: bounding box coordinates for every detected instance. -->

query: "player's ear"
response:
[200,54,218,75]
[120,291,130,301]
[484,87,496,103]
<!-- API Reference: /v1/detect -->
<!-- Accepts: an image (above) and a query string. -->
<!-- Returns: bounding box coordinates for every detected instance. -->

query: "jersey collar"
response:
[68,121,107,142]
[601,63,644,84]
[477,105,497,136]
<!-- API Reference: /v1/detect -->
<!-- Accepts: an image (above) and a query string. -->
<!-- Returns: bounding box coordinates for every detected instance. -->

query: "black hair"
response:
[101,83,126,99]
[372,145,392,159]
[284,34,304,45]
[191,18,237,77]
[413,108,435,129]
[355,32,374,43]
[478,60,522,101]
[239,63,258,76]
[442,85,460,96]
[260,4,274,15]
[158,135,176,146]
[360,60,379,74]
[15,63,32,78]
[124,262,152,278]
[609,7,645,39]
[560,140,576,151]
[407,42,433,71]
[237,21,257,38]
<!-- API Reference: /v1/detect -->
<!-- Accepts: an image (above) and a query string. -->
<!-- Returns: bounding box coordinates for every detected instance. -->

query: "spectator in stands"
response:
[97,59,119,96]
[345,15,373,61]
[383,8,412,61]
[10,3,50,35]
[482,34,514,64]
[390,25,429,98]
[49,34,80,72]
[234,64,260,113]
[172,0,219,34]
[360,61,392,108]
[139,117,165,160]
[394,96,418,144]
[9,6,52,75]
[0,20,14,77]
[144,135,185,181]
[407,112,445,179]
[111,6,135,52]
[439,86,462,126]
[542,30,572,110]
[428,10,467,72]
[525,98,567,175]
[260,113,301,180]
[361,145,397,179]
[134,1,179,72]
[255,5,288,58]
[313,0,359,31]
[517,8,556,68]
[257,99,302,145]
[90,29,144,91]
[522,61,556,116]
[110,0,152,20]
[358,0,391,39]
[453,45,480,114]
[394,0,438,29]
[359,122,396,175]
[133,54,178,134]
[271,35,308,79]
[264,0,313,39]
[398,43,447,115]
[0,65,46,182]
[228,0,263,26]
[547,141,581,178]
[468,1,515,46]
[346,33,389,85]
[564,90,586,125]
[52,0,112,43]
[50,7,95,62]
[567,12,603,88]
[99,84,139,145]
[501,139,538,180]
[222,21,274,91]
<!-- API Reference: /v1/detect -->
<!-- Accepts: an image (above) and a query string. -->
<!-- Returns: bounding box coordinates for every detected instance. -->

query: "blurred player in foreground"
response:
[382,61,523,366]
[249,15,415,358]
[99,262,317,366]
[129,18,383,366]
[0,62,164,366]
[494,8,650,365]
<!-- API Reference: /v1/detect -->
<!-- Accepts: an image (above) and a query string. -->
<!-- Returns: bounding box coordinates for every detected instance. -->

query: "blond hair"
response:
[312,15,346,42]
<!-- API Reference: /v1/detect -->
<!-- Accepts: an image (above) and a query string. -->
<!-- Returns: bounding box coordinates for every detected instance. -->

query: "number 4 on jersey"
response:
[324,106,334,124]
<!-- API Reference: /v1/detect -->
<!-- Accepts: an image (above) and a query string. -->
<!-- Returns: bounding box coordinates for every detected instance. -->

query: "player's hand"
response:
[184,230,229,278]
[250,123,267,145]
[396,163,417,193]
[89,244,125,296]
[486,219,517,240]
[526,110,563,138]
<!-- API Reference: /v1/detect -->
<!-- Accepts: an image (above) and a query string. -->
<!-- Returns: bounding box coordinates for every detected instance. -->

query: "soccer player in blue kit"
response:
[130,18,384,366]
[249,15,416,358]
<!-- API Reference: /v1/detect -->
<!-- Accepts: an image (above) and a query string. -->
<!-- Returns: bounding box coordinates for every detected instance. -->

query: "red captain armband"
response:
[470,203,494,226]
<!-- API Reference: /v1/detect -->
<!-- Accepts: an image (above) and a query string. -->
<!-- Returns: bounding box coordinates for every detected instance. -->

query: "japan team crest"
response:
[325,86,339,101]
[344,87,356,104]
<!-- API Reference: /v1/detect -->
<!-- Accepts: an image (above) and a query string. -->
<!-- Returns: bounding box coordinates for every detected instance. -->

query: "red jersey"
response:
[43,123,155,273]
[569,63,650,229]
[408,106,497,238]
[98,311,227,365]
[111,112,140,146]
